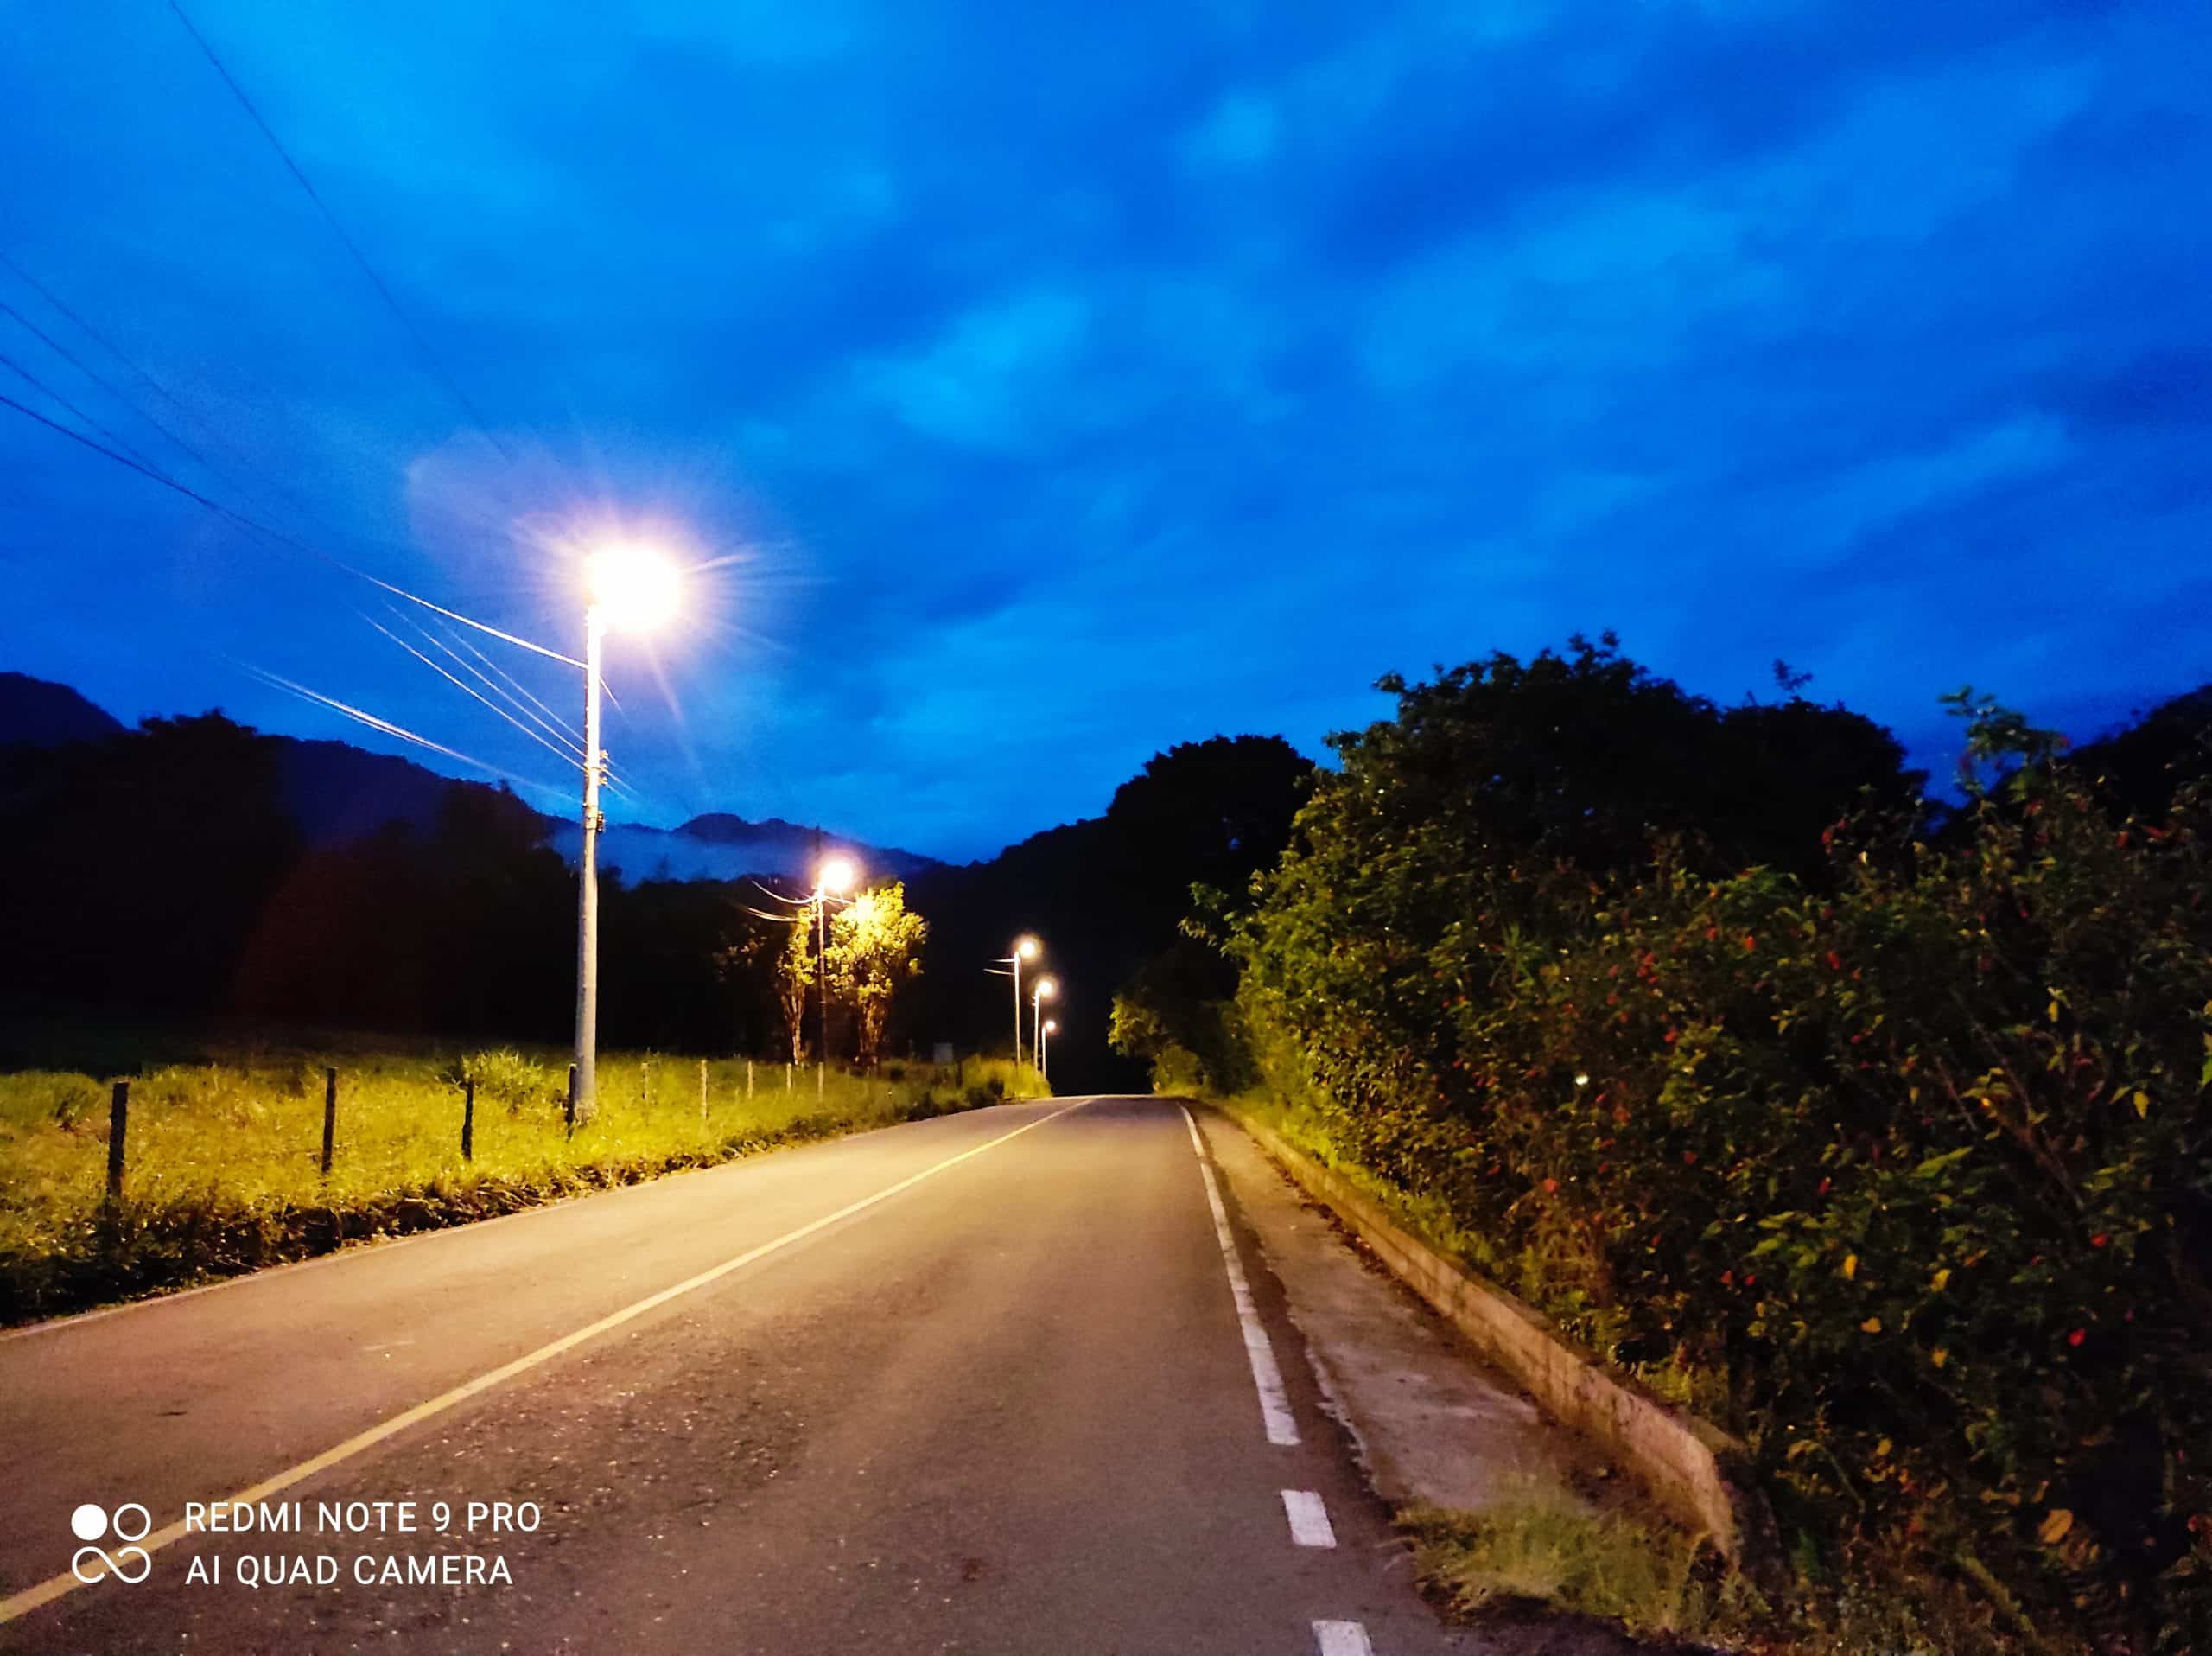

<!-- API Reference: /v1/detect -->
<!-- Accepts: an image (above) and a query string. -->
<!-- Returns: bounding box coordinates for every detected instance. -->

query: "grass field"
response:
[0,1022,1042,1324]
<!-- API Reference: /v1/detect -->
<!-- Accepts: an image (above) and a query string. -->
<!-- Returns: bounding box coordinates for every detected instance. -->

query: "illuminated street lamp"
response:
[1031,976,1058,1087]
[1040,1018,1058,1086]
[996,934,1040,1067]
[814,856,858,1096]
[573,545,678,1124]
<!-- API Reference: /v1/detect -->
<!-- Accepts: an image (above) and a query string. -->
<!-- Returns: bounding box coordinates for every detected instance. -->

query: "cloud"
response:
[1,0,2208,858]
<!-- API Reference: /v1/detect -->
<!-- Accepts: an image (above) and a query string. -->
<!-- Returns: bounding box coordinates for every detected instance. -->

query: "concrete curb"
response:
[1210,1100,1779,1571]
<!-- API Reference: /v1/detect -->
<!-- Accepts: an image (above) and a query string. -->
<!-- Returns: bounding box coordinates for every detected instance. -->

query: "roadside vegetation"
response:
[0,1030,1042,1325]
[1118,639,2212,1655]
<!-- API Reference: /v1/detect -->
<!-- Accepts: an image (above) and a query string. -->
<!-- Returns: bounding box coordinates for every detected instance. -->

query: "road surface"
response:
[0,1097,1483,1654]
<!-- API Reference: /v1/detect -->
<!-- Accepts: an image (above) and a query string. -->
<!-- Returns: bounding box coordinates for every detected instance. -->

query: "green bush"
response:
[441,1048,563,1114]
[1231,684,2212,1653]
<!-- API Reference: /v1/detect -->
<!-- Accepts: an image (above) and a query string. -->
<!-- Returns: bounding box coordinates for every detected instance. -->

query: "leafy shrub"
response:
[1232,676,2212,1653]
[442,1048,562,1114]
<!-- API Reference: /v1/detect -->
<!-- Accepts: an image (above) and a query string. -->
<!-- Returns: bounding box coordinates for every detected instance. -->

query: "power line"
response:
[165,0,513,460]
[0,287,226,487]
[237,661,563,805]
[0,385,583,669]
[413,617,588,759]
[0,346,168,476]
[0,252,212,444]
[365,608,588,777]
[440,621,584,746]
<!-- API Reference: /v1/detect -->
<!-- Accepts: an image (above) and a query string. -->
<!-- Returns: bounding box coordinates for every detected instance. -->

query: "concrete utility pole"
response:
[1032,977,1057,1086]
[995,937,1040,1071]
[572,606,605,1124]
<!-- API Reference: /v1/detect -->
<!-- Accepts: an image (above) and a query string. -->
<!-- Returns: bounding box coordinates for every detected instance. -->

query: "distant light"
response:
[1033,977,1058,1002]
[1015,935,1039,960]
[587,545,679,631]
[1574,1073,1590,1087]
[817,856,857,895]
[1043,1020,1058,1035]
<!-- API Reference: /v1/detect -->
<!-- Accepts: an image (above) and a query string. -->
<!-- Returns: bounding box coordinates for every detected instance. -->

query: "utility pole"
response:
[572,607,605,1124]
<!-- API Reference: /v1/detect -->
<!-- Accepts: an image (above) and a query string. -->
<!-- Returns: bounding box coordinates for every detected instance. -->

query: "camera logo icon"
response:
[70,1503,153,1585]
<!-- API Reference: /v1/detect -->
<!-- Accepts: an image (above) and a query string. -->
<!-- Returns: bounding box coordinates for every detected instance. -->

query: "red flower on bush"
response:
[1826,950,1844,971]
[2068,1328,2087,1348]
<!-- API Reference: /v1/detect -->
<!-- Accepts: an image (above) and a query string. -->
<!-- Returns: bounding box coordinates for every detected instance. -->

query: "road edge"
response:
[1205,1099,1780,1575]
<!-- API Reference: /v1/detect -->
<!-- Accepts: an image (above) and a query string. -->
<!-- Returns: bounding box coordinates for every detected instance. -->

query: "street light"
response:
[998,935,1040,1067]
[814,857,858,1097]
[1040,1018,1058,1086]
[1031,976,1057,1088]
[573,545,677,1125]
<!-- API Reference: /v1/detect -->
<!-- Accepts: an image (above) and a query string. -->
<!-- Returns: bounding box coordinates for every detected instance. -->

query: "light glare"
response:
[587,545,680,631]
[817,856,858,895]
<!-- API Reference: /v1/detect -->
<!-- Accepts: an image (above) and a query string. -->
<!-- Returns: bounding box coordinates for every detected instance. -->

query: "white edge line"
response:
[0,1098,1092,1626]
[1179,1104,1300,1447]
[1281,1488,1338,1548]
[1313,1620,1376,1656]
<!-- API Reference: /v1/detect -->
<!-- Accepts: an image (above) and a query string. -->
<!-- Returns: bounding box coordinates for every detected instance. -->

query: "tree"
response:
[906,734,1314,1089]
[826,881,927,1067]
[774,920,813,1064]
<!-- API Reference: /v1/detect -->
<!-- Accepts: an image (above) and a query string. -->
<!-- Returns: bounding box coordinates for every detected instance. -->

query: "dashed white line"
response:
[1313,1621,1376,1656]
[1281,1488,1338,1548]
[1179,1105,1300,1446]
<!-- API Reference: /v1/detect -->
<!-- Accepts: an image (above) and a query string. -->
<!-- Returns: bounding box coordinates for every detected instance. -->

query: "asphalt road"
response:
[0,1097,1478,1654]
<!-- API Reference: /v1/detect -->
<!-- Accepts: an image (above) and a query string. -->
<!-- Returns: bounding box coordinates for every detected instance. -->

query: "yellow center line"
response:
[1,1097,1092,1627]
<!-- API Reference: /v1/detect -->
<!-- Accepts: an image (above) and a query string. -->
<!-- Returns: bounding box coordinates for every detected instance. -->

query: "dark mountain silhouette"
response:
[0,672,941,883]
[0,672,125,748]
[673,813,939,881]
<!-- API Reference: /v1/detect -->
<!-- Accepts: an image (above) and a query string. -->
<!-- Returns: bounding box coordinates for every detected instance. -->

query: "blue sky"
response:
[2,0,2207,861]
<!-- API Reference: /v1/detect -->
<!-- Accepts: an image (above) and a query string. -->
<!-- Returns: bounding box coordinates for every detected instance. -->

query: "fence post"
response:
[462,1078,475,1162]
[106,1080,129,1202]
[747,1060,754,1100]
[320,1067,337,1178]
[785,1062,791,1092]
[699,1059,708,1124]
[566,1064,577,1138]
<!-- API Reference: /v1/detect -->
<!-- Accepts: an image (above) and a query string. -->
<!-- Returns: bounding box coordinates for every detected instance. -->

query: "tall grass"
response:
[0,1035,1045,1324]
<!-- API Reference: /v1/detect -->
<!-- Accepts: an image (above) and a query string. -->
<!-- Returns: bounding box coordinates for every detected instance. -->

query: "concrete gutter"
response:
[1211,1100,1779,1572]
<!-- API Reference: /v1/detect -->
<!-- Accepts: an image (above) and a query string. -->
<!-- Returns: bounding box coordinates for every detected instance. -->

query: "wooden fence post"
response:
[320,1067,337,1178]
[106,1080,129,1201]
[747,1060,754,1100]
[699,1059,709,1124]
[462,1078,475,1162]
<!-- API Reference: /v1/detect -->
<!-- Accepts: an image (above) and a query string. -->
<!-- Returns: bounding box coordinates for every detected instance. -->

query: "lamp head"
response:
[587,545,679,631]
[1014,935,1039,961]
[817,856,858,895]
[1033,976,1058,1003]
